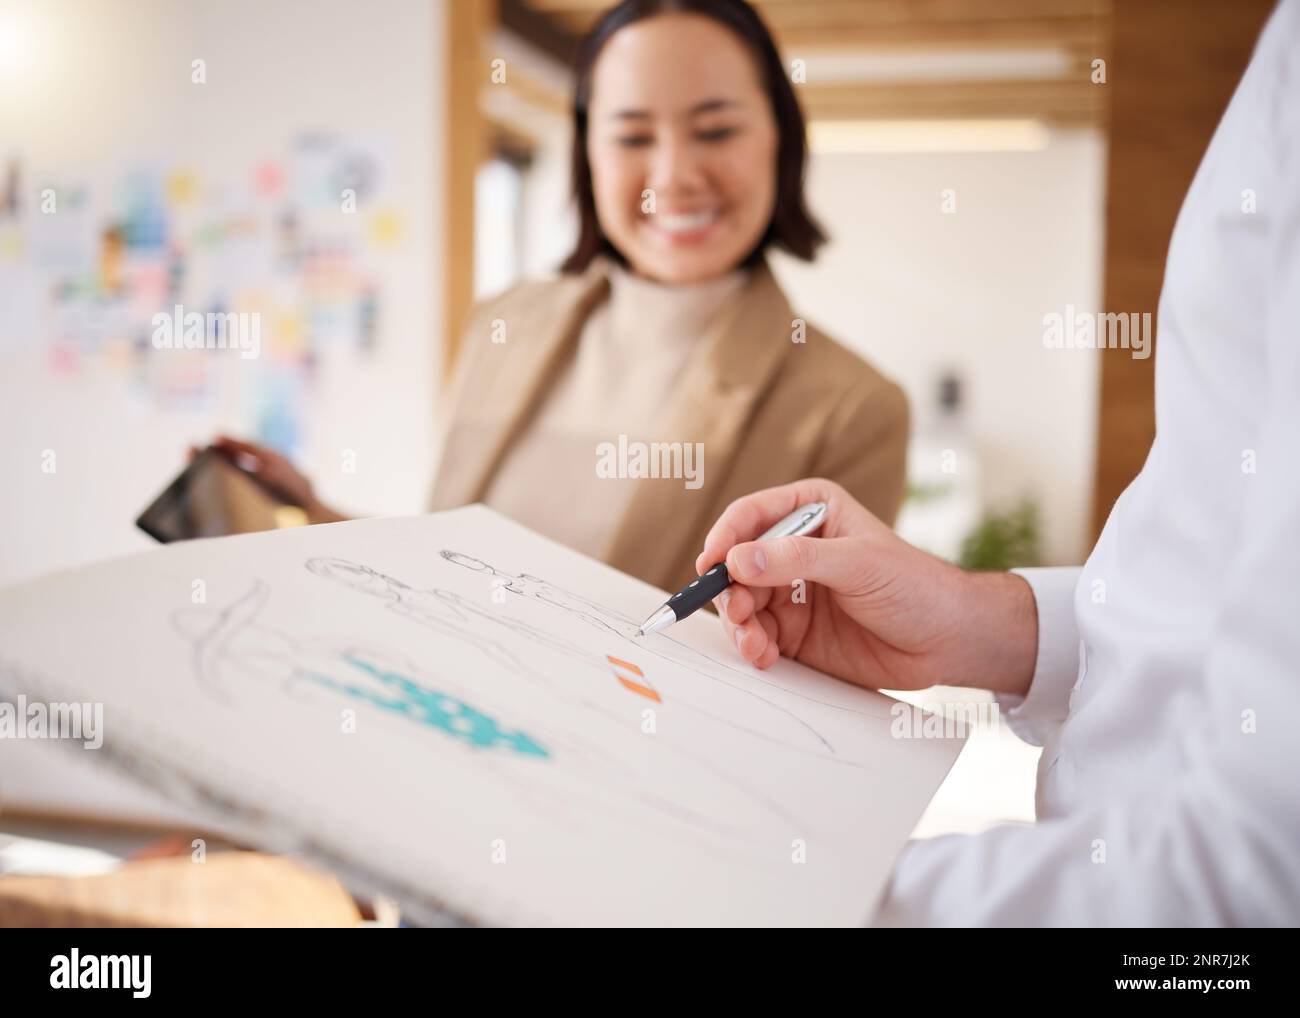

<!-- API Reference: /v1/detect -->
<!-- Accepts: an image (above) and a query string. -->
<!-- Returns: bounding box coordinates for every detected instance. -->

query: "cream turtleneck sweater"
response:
[482,259,749,560]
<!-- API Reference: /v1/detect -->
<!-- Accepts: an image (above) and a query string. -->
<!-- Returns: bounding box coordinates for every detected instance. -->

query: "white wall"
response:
[0,0,442,586]
[518,118,578,279]
[771,128,1106,565]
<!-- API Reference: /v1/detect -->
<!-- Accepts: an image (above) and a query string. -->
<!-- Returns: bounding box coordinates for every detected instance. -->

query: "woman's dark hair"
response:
[560,0,826,274]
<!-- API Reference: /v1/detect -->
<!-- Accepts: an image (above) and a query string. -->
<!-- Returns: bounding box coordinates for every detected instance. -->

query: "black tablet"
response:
[135,446,309,543]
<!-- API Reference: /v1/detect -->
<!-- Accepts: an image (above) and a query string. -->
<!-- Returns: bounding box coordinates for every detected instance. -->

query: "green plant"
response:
[958,499,1041,571]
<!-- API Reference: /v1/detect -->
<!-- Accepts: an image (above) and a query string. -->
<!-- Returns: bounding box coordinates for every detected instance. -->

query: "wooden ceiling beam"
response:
[798,78,1103,123]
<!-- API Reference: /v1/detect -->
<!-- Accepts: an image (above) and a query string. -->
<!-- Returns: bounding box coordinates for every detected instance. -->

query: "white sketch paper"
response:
[0,505,965,926]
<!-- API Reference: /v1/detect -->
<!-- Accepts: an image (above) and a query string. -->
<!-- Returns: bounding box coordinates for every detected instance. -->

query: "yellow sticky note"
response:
[166,171,198,207]
[368,209,402,249]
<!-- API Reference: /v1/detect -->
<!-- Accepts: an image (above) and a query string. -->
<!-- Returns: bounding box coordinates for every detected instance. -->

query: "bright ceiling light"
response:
[809,119,1052,154]
[798,47,1074,83]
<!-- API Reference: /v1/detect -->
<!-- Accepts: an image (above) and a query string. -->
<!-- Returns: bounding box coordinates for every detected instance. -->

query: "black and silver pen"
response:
[635,502,828,637]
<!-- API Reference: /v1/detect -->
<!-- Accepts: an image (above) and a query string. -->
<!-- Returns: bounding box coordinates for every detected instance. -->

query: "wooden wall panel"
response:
[443,0,498,383]
[1091,0,1275,535]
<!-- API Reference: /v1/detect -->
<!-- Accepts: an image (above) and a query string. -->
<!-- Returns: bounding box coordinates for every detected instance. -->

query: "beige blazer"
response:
[429,257,909,592]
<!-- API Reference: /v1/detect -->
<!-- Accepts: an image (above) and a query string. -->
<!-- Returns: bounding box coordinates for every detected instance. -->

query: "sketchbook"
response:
[0,505,965,926]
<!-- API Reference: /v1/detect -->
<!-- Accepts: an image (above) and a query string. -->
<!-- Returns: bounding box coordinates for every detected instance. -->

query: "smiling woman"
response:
[426,0,909,590]
[206,0,910,593]
[421,0,912,592]
[566,1,820,283]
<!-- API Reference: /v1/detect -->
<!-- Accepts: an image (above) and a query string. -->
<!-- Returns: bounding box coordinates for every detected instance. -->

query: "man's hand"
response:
[696,478,1039,695]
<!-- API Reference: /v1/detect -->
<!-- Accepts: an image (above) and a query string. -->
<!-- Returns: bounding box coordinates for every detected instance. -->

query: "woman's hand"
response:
[190,436,349,525]
[696,478,1038,695]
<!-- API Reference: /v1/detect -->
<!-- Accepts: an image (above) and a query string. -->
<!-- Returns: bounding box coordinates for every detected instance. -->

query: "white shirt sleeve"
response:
[874,427,1300,925]
[996,567,1082,747]
[871,89,1300,925]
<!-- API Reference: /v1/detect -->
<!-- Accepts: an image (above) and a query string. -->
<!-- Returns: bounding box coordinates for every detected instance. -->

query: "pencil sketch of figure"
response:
[307,556,847,754]
[171,581,806,842]
[439,551,639,632]
[437,550,891,726]
[171,580,548,758]
[305,557,606,680]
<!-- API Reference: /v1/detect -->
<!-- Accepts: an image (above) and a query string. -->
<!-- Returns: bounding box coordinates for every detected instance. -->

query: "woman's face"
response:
[586,13,779,285]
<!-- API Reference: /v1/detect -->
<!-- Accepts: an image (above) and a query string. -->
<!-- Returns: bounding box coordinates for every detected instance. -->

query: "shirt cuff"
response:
[995,567,1082,747]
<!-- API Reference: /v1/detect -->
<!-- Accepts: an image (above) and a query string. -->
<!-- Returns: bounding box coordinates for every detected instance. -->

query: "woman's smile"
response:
[648,206,725,244]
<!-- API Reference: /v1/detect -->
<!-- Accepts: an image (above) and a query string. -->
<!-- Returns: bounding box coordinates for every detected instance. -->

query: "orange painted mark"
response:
[616,676,661,702]
[607,654,661,703]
